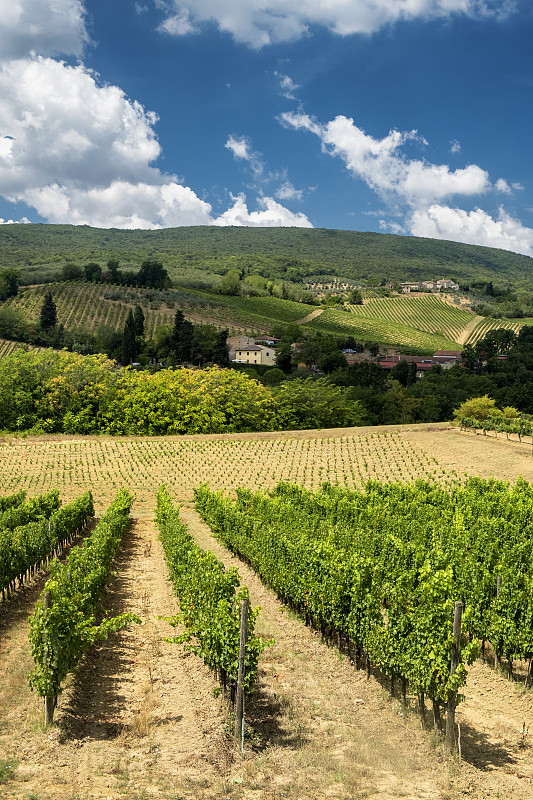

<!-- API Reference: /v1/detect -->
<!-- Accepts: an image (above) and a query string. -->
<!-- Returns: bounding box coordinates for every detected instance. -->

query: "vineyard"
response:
[1,282,315,342]
[345,295,475,342]
[1,425,533,800]
[307,305,462,352]
[464,316,533,345]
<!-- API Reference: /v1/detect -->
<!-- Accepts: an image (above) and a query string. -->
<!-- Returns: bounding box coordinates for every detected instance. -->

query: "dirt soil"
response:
[1,425,533,799]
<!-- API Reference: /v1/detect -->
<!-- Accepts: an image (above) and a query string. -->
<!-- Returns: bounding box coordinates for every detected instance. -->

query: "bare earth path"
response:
[1,426,533,799]
[0,516,231,800]
[179,507,452,800]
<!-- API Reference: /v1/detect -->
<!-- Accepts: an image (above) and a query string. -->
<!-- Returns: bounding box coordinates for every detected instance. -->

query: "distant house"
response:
[400,278,459,293]
[233,345,276,367]
[432,350,462,367]
[377,350,462,379]
[228,335,255,362]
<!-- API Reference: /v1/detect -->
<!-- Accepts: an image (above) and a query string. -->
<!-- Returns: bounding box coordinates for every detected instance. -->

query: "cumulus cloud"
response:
[450,139,461,154]
[0,0,88,61]
[281,111,490,206]
[23,181,214,229]
[212,194,312,227]
[0,56,308,229]
[409,205,533,256]
[156,1,515,48]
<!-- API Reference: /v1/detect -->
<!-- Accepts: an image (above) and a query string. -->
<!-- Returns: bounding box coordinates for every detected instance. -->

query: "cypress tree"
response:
[122,309,137,365]
[133,304,145,337]
[212,329,229,367]
[40,290,57,330]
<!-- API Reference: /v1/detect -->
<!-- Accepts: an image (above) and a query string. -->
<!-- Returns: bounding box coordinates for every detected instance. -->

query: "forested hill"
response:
[2,224,533,288]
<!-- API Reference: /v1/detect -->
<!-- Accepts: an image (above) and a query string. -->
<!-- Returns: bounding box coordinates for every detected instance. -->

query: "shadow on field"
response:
[244,674,310,751]
[458,721,518,770]
[58,521,141,741]
[0,522,95,640]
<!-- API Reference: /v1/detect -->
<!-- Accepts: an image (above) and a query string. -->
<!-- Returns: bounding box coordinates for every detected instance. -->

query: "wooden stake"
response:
[43,591,55,727]
[446,601,462,750]
[234,599,249,750]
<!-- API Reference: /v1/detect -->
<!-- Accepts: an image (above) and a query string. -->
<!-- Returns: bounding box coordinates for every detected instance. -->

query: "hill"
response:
[2,224,533,290]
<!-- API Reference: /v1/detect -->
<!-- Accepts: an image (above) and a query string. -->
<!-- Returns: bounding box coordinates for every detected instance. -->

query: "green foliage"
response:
[453,395,499,421]
[274,377,365,429]
[0,268,19,301]
[98,367,280,435]
[39,290,57,331]
[196,477,533,704]
[156,486,266,693]
[28,490,138,699]
[1,492,94,598]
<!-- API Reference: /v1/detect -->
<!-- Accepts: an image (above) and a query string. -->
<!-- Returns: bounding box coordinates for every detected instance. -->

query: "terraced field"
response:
[3,283,315,339]
[307,306,462,353]
[346,295,475,342]
[465,315,533,345]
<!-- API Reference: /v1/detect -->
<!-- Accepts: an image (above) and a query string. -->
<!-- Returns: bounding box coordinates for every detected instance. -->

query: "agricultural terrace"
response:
[307,306,461,353]
[465,316,533,345]
[345,295,475,342]
[0,338,41,358]
[2,282,315,340]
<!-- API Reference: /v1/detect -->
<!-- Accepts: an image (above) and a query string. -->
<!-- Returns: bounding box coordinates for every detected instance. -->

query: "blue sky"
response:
[1,1,533,256]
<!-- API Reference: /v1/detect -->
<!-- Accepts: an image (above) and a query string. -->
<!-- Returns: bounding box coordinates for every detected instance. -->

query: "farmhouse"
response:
[233,345,276,366]
[400,278,459,293]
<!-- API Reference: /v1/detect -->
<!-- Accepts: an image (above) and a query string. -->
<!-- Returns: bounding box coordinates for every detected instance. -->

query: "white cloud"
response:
[0,216,30,224]
[0,57,163,197]
[409,205,533,256]
[281,111,490,206]
[495,178,511,194]
[212,194,312,227]
[225,135,265,177]
[450,139,461,154]
[275,71,300,100]
[0,0,88,61]
[275,180,304,201]
[23,181,214,228]
[156,1,515,48]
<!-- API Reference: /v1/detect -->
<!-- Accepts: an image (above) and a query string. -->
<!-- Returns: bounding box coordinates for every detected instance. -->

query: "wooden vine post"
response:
[446,600,462,750]
[43,591,55,727]
[234,598,249,752]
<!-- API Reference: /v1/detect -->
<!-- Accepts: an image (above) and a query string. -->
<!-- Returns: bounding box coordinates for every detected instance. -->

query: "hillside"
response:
[3,282,533,355]
[2,224,533,289]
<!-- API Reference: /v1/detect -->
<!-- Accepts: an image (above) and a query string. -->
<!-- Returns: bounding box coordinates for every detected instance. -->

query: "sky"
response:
[1,1,533,257]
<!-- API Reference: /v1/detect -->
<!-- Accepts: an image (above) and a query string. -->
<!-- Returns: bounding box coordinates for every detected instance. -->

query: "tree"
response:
[170,308,193,363]
[133,305,145,337]
[0,268,19,301]
[61,263,82,281]
[84,262,102,283]
[122,310,137,365]
[349,289,363,305]
[40,290,57,330]
[136,259,169,289]
[453,395,499,422]
[218,270,241,296]
[275,342,294,373]
[212,329,229,366]
[107,258,121,283]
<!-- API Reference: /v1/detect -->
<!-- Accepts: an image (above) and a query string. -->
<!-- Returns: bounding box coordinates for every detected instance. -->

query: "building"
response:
[399,278,459,293]
[233,345,276,367]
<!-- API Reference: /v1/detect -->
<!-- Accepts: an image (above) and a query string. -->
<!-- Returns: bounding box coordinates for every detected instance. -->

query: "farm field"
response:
[1,424,533,800]
[1,282,315,341]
